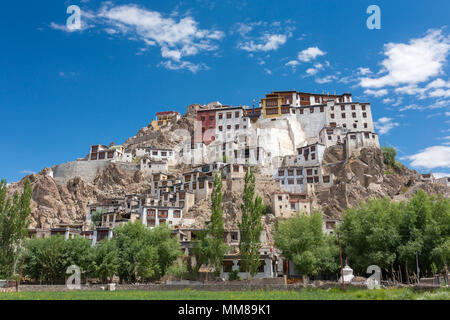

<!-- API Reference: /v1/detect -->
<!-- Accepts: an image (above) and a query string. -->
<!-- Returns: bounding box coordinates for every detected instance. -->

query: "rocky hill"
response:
[7,113,450,231]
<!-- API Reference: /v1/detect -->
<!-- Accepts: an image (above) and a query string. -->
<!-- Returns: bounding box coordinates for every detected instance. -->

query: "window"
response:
[364,123,368,128]
[307,177,314,183]
[201,116,205,121]
[235,124,239,130]
[364,132,370,138]
[291,203,296,210]
[311,153,316,160]
[352,112,356,118]
[278,196,282,201]
[288,169,294,176]
[218,113,223,119]
[330,106,334,111]
[161,152,167,156]
[362,105,366,111]
[323,176,330,183]
[219,126,223,131]
[328,135,332,140]
[235,111,239,117]
[226,113,232,119]
[341,113,346,118]
[288,179,294,185]
[297,179,303,184]
[311,146,315,151]
[363,112,367,118]
[331,113,335,119]
[173,210,181,218]
[314,176,319,183]
[350,135,356,140]
[341,105,345,111]
[227,125,231,130]
[278,169,284,176]
[209,116,214,120]
[351,105,355,110]
[343,123,347,128]
[353,123,357,129]
[306,169,313,176]
[300,109,304,114]
[320,106,324,112]
[310,107,314,113]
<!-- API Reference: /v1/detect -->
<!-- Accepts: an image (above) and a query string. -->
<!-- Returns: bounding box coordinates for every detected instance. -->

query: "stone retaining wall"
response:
[52,161,139,184]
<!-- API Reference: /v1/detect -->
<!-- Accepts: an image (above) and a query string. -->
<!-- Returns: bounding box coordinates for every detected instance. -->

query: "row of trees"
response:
[24,223,182,284]
[274,190,449,282]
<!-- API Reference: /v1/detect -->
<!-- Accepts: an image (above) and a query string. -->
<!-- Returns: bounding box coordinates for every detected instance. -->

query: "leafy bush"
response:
[228,269,241,281]
[382,146,401,170]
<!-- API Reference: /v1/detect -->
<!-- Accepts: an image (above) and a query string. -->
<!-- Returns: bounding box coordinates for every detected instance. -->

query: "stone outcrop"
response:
[314,146,449,218]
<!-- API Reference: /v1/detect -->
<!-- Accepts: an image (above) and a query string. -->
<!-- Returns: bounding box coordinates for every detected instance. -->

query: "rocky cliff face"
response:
[315,146,449,218]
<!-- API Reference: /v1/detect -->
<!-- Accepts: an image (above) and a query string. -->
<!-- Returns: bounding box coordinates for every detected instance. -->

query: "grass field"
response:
[0,288,449,300]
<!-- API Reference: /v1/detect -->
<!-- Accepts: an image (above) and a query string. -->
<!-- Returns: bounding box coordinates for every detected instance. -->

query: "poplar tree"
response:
[239,168,264,279]
[208,172,229,274]
[0,179,32,279]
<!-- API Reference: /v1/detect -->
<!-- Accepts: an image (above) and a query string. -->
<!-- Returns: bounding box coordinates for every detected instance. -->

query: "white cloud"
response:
[238,33,287,52]
[235,21,293,53]
[428,88,450,98]
[315,75,337,84]
[374,117,399,134]
[20,170,35,175]
[285,60,299,68]
[159,60,208,73]
[98,4,224,63]
[358,67,372,75]
[264,68,272,75]
[432,172,450,178]
[401,145,450,169]
[426,78,450,89]
[364,89,388,97]
[360,29,450,88]
[399,99,449,111]
[297,46,326,62]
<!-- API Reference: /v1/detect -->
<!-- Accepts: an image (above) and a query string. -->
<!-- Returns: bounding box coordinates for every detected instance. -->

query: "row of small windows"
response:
[279,175,330,185]
[330,112,367,119]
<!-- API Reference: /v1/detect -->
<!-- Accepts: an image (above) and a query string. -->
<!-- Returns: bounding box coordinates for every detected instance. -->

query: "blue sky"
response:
[1,0,449,183]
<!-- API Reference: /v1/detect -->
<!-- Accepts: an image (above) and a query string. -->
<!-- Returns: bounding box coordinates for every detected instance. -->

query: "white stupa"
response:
[338,265,354,284]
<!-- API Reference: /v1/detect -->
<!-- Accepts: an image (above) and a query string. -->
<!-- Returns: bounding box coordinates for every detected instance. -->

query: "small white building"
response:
[141,206,183,228]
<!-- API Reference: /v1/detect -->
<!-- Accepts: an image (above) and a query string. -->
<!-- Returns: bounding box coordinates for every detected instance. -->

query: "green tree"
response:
[90,239,119,283]
[382,146,401,169]
[0,179,32,278]
[90,209,105,228]
[147,224,182,278]
[239,168,264,278]
[24,235,67,284]
[113,222,160,282]
[274,211,339,281]
[338,197,401,275]
[191,173,229,279]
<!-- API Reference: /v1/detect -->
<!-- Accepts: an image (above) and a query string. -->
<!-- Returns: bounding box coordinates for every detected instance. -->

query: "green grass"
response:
[0,288,449,300]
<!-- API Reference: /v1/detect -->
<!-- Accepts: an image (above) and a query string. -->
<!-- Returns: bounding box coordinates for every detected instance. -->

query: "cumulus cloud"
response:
[51,3,224,73]
[401,145,450,169]
[297,46,326,62]
[159,60,208,73]
[235,21,294,53]
[364,89,388,97]
[360,29,450,88]
[315,75,337,84]
[374,117,399,134]
[238,33,287,52]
